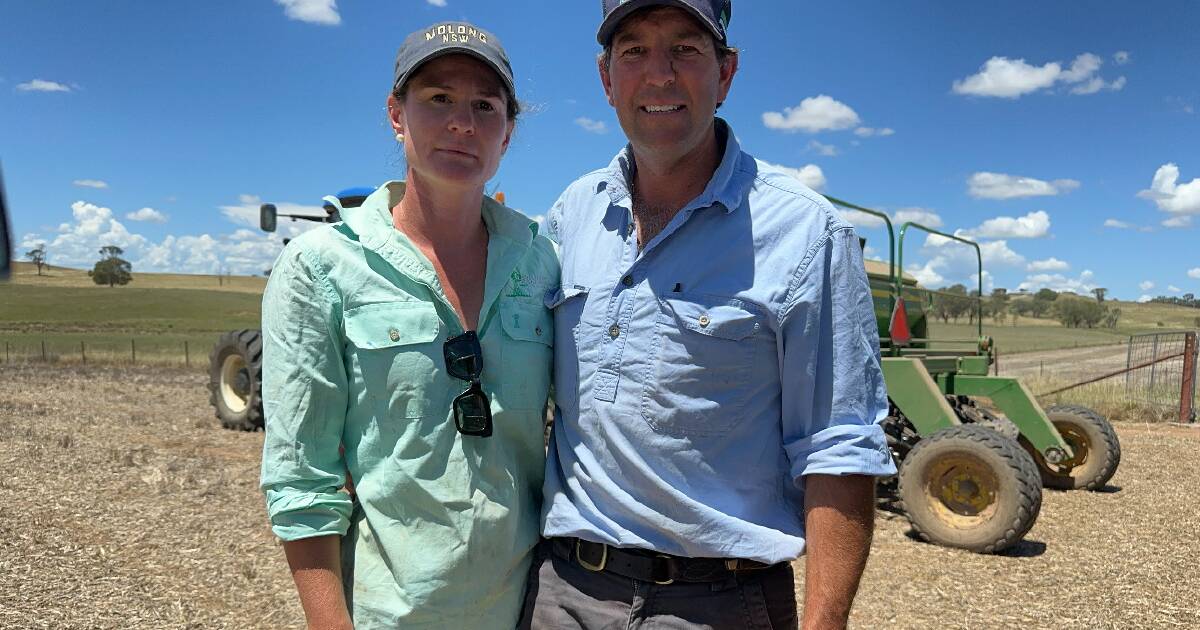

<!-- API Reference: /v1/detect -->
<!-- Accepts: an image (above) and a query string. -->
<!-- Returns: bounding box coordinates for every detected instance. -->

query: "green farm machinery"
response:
[831,196,1121,553]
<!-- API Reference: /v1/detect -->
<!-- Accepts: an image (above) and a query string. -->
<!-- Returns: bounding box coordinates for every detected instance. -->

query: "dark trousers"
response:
[518,541,799,630]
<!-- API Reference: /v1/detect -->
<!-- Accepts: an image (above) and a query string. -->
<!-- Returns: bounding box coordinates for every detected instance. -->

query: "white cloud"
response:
[854,126,892,136]
[967,172,1080,200]
[274,0,340,25]
[854,127,894,138]
[1163,216,1192,228]
[893,208,943,228]
[126,208,168,223]
[19,197,329,276]
[911,237,1023,289]
[766,162,826,192]
[1103,218,1131,229]
[762,95,861,133]
[1137,295,1153,303]
[427,0,448,5]
[1139,163,1200,217]
[839,209,885,229]
[1114,51,1131,65]
[16,79,71,93]
[1029,257,1070,272]
[1188,268,1200,280]
[906,262,944,287]
[807,140,838,156]
[1139,280,1155,292]
[961,210,1051,239]
[1169,285,1182,293]
[1018,270,1098,295]
[952,53,1124,99]
[72,179,109,189]
[573,117,607,134]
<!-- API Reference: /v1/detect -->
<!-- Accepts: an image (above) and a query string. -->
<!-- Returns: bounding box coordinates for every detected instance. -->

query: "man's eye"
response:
[475,100,495,112]
[674,45,699,54]
[621,46,645,56]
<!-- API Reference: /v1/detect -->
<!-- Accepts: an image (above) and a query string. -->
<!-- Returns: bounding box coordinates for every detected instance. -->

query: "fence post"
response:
[81,341,86,364]
[4,341,8,363]
[1124,335,1134,391]
[1180,333,1197,424]
[131,339,136,364]
[41,339,47,361]
[1148,336,1160,393]
[184,341,190,367]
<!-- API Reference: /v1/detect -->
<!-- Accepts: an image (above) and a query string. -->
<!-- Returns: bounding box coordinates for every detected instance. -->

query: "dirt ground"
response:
[999,343,1130,382]
[1,363,1197,629]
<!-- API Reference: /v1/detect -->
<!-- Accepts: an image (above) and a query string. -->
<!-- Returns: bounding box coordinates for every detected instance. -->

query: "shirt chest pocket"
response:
[495,300,554,411]
[640,293,768,438]
[343,301,442,419]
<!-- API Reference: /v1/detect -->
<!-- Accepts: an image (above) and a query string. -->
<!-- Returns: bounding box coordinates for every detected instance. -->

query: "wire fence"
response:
[1125,331,1197,423]
[0,335,222,369]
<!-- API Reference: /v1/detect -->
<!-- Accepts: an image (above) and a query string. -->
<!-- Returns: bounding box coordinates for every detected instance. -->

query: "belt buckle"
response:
[575,540,608,572]
[653,554,675,585]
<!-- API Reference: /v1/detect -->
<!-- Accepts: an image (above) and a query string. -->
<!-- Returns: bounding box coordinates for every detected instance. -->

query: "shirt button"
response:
[608,324,621,339]
[698,314,711,328]
[626,224,635,237]
[622,275,633,287]
[535,326,543,336]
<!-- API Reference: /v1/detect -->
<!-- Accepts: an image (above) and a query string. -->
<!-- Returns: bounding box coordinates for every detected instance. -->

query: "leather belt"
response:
[549,537,777,585]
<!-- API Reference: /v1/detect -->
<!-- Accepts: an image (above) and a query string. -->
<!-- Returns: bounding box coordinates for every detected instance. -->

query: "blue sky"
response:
[2,0,1197,300]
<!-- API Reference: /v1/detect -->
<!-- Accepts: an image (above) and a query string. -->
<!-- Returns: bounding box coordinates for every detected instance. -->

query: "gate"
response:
[1125,331,1197,423]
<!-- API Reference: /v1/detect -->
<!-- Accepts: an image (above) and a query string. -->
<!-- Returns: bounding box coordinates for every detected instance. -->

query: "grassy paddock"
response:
[1018,374,1189,424]
[927,321,1127,354]
[0,332,223,367]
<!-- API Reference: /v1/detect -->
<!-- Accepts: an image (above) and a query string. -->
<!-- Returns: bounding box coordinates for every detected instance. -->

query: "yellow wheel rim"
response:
[219,353,250,414]
[1047,421,1091,473]
[924,453,999,527]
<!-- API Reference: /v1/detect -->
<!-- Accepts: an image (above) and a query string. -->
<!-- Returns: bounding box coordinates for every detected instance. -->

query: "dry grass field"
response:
[1,362,1198,629]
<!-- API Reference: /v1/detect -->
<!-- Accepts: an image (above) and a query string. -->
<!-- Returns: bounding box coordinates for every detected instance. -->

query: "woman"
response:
[259,22,558,629]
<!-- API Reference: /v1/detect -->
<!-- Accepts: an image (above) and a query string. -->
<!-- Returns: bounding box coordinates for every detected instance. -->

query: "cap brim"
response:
[394,47,515,99]
[596,0,722,45]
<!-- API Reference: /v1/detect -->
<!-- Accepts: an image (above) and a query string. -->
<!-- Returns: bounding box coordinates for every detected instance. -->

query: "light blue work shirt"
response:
[541,120,897,564]
[259,182,558,629]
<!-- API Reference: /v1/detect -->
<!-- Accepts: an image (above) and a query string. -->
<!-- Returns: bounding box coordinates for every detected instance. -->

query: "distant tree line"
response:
[931,285,1120,329]
[1149,294,1199,308]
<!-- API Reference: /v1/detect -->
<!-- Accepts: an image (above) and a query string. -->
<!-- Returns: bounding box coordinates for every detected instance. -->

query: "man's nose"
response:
[643,50,677,87]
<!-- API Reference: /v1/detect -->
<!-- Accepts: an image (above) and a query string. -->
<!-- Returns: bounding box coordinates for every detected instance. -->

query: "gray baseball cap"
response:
[393,22,515,98]
[597,0,732,46]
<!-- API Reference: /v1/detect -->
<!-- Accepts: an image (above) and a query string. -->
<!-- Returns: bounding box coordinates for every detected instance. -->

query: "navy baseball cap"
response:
[393,22,515,98]
[597,0,732,46]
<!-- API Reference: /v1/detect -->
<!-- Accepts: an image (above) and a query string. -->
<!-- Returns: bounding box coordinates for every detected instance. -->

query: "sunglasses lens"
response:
[444,332,483,381]
[454,387,492,437]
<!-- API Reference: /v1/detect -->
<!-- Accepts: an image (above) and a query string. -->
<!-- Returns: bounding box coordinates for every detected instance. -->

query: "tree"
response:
[1034,288,1058,303]
[24,243,47,275]
[1054,295,1105,329]
[89,245,133,287]
[1092,287,1108,303]
[989,288,1010,325]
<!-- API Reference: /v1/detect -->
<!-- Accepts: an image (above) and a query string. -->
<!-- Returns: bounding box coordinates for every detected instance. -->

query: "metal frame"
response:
[897,222,984,340]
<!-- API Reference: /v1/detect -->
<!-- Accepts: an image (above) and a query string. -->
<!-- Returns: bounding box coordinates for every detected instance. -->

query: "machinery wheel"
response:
[208,329,265,431]
[1029,404,1121,491]
[898,425,1042,554]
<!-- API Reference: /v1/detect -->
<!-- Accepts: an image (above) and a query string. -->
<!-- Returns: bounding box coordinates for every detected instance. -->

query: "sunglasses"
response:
[443,331,493,437]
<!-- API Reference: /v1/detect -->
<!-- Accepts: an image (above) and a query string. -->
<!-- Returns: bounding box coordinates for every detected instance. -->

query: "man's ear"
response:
[386,93,404,135]
[716,53,739,105]
[598,55,616,107]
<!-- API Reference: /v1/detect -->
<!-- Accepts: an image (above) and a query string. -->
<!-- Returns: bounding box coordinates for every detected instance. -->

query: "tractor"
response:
[830,196,1121,553]
[206,187,373,433]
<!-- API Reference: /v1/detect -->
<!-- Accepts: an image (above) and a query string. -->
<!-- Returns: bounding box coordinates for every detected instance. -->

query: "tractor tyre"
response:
[1029,404,1121,491]
[898,425,1042,554]
[208,329,265,431]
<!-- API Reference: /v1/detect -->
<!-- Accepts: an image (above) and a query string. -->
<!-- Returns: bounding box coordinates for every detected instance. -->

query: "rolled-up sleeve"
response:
[779,227,897,482]
[259,244,353,540]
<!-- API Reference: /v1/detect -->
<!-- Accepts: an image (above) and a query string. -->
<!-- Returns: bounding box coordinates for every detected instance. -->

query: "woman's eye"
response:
[431,94,450,103]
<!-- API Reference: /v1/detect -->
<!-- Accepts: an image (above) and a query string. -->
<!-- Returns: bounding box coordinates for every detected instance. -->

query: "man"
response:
[522,1,896,628]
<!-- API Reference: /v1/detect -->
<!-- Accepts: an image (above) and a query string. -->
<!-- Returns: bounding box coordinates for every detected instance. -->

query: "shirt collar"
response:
[341,180,538,252]
[600,118,751,215]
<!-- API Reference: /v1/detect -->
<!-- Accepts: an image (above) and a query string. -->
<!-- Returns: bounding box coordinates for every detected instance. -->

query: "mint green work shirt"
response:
[259,181,558,629]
